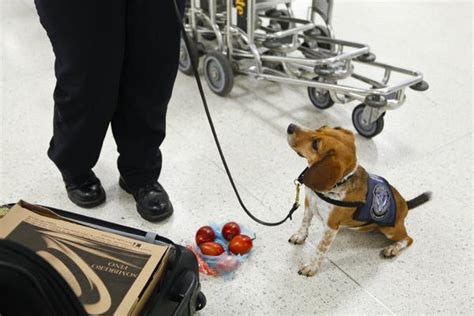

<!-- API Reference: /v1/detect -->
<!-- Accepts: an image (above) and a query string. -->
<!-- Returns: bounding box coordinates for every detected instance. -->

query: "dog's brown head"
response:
[287,124,357,192]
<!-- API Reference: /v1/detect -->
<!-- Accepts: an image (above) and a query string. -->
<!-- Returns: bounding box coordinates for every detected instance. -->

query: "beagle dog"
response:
[287,124,431,277]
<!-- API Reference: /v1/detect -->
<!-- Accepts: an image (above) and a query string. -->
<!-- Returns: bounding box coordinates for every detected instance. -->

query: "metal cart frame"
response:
[179,0,429,138]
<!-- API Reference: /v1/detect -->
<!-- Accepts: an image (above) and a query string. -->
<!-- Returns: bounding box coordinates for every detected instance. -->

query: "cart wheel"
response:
[315,26,332,50]
[307,78,335,110]
[352,104,384,138]
[203,51,234,96]
[304,25,332,51]
[196,292,207,311]
[179,37,199,76]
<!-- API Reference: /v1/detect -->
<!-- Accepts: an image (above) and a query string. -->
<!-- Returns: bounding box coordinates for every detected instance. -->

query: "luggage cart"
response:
[179,0,429,138]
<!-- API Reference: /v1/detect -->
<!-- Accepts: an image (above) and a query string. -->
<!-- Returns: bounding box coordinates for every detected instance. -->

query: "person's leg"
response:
[112,0,184,189]
[34,0,126,183]
[34,0,126,207]
[112,0,184,221]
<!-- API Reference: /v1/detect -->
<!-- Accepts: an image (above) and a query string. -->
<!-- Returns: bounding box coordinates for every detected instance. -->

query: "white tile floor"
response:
[1,0,473,314]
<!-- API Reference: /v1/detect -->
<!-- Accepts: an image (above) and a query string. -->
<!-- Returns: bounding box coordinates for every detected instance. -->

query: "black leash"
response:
[172,2,365,222]
[173,1,304,226]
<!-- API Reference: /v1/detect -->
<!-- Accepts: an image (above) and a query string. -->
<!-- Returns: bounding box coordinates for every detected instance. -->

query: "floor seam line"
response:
[327,258,396,315]
[304,240,396,314]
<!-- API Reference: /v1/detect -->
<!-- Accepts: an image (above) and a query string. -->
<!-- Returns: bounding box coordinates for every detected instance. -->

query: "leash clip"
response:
[287,180,302,221]
[293,180,302,207]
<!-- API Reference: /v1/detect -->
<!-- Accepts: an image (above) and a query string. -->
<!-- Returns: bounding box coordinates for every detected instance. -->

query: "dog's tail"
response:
[407,191,432,210]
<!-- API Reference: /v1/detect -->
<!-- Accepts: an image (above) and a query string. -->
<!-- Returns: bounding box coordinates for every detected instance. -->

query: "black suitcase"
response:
[0,204,206,316]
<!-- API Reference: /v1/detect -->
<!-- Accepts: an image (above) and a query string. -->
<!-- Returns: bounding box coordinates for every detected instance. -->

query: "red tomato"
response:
[195,226,216,246]
[229,235,253,255]
[221,221,241,241]
[200,242,225,256]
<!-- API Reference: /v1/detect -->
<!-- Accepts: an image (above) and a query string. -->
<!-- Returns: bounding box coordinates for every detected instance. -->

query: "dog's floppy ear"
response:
[303,152,344,192]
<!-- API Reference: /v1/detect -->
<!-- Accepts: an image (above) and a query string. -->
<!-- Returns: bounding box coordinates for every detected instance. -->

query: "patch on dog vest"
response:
[353,174,397,226]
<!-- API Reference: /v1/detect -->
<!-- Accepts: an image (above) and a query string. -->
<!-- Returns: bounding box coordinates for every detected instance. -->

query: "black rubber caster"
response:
[203,51,234,96]
[364,94,386,107]
[357,52,376,62]
[201,31,217,41]
[352,103,385,138]
[197,19,217,41]
[410,80,429,91]
[179,37,199,76]
[263,39,284,49]
[266,9,290,30]
[313,61,347,77]
[196,291,207,311]
[308,78,335,110]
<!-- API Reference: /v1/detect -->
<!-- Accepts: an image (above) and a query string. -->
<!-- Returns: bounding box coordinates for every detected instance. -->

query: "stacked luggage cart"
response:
[179,0,429,138]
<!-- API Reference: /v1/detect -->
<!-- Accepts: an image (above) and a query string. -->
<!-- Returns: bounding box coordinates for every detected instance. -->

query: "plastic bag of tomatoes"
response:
[187,221,255,277]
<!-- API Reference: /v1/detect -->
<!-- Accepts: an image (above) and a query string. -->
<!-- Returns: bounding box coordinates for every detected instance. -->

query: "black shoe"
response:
[119,178,173,222]
[63,171,106,208]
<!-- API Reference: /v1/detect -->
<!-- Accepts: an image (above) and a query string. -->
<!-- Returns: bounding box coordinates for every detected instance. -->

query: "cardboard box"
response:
[0,201,169,316]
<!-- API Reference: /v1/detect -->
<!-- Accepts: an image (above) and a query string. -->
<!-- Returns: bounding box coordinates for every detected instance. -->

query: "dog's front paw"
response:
[298,263,319,277]
[382,244,401,258]
[288,232,307,245]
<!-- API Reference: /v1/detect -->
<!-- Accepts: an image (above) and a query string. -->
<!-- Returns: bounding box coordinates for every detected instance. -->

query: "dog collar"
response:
[296,165,357,189]
[333,166,358,188]
[296,165,365,208]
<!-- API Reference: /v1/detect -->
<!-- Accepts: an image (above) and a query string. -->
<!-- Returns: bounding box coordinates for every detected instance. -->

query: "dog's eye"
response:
[312,139,319,151]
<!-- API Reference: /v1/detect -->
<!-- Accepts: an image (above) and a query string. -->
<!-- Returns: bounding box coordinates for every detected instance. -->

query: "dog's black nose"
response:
[287,124,296,134]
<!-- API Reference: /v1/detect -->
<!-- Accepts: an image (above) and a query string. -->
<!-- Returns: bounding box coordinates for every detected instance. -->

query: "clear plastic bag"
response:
[188,223,254,277]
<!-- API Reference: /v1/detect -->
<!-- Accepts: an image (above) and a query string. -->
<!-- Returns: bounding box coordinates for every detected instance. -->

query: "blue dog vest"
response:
[353,174,397,227]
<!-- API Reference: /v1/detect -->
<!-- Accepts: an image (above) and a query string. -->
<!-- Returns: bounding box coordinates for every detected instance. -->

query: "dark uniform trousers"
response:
[34,0,185,189]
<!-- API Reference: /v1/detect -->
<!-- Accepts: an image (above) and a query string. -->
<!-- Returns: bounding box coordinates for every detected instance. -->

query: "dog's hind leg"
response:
[379,225,413,258]
[288,196,313,245]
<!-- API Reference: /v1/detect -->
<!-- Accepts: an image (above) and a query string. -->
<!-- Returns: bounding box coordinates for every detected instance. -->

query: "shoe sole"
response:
[119,178,173,222]
[67,192,106,209]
